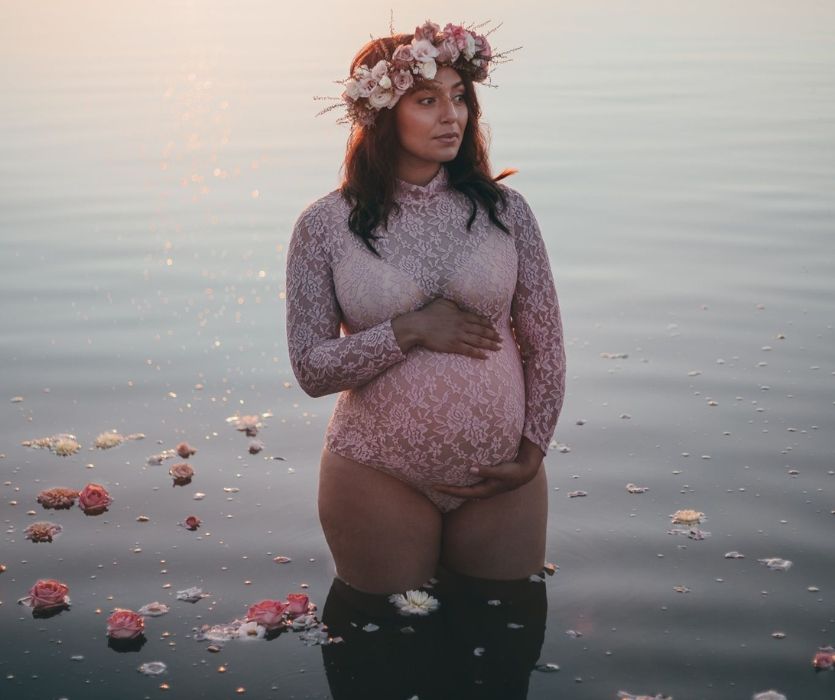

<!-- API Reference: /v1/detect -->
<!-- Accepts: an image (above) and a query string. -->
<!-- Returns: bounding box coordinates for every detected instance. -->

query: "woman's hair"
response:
[339,33,516,257]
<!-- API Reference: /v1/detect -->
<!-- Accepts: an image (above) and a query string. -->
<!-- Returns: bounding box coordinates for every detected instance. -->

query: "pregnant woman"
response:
[285,20,566,697]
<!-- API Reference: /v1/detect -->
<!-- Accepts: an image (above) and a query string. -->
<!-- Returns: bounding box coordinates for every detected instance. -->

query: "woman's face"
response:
[394,66,468,175]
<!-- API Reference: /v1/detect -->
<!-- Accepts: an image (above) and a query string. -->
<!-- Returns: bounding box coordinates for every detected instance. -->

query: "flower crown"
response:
[317,20,517,128]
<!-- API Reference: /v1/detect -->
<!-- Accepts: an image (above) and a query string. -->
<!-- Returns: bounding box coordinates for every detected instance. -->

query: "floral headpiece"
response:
[317,20,517,128]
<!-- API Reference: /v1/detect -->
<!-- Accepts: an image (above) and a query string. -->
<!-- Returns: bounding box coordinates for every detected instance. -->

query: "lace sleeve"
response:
[285,204,408,398]
[507,190,567,455]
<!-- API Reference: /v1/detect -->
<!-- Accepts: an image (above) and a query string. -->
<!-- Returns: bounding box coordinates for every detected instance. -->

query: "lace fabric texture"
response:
[285,167,566,511]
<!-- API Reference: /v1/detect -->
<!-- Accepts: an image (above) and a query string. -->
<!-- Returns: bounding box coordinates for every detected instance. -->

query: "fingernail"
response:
[469,467,479,474]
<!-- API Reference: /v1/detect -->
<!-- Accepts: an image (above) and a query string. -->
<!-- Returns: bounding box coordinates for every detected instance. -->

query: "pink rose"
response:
[286,593,310,619]
[413,20,440,42]
[443,24,472,53]
[78,483,111,514]
[184,515,201,530]
[392,69,414,93]
[107,608,145,639]
[473,33,492,61]
[435,36,460,64]
[357,75,377,98]
[169,462,194,485]
[23,578,70,610]
[391,44,414,66]
[246,599,288,631]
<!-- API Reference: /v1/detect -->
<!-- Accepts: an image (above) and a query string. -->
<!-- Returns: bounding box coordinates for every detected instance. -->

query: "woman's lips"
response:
[434,134,459,145]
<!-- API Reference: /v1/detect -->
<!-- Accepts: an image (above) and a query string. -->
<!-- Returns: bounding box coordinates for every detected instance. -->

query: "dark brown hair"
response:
[339,34,516,257]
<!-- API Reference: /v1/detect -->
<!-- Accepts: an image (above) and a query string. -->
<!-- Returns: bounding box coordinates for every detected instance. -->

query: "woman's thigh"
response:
[318,449,443,595]
[440,463,548,580]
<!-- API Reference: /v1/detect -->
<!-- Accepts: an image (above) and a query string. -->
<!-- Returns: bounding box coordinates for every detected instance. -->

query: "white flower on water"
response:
[237,620,266,640]
[388,590,440,616]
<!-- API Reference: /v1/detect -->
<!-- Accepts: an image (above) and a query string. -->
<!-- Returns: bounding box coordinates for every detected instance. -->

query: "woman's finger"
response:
[431,479,508,499]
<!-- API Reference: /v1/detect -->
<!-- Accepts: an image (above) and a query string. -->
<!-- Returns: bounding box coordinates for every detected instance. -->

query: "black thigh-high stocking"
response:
[433,566,548,700]
[320,577,452,700]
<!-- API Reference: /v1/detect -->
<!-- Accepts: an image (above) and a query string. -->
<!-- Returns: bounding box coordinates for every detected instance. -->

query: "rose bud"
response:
[285,593,310,619]
[21,578,70,610]
[176,442,196,459]
[184,515,201,530]
[169,462,194,485]
[106,608,145,640]
[246,599,288,631]
[78,483,112,515]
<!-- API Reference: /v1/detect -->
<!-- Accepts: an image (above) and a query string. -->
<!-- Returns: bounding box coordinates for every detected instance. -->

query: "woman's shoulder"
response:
[495,180,533,218]
[293,189,350,233]
[494,180,538,235]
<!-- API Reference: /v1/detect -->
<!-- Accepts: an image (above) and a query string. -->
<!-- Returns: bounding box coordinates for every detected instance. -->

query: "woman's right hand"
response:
[392,298,502,359]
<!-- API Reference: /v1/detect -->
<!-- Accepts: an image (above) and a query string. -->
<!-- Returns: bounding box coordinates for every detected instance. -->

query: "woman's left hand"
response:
[431,459,542,500]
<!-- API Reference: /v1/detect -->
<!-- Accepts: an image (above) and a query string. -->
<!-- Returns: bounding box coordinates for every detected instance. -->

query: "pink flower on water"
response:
[246,599,288,631]
[106,608,145,639]
[285,593,310,619]
[78,483,111,514]
[169,462,194,485]
[176,442,196,458]
[37,487,79,510]
[20,578,70,610]
[183,515,201,530]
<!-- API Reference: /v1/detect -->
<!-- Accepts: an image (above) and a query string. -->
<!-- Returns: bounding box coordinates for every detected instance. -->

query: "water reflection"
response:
[321,568,547,699]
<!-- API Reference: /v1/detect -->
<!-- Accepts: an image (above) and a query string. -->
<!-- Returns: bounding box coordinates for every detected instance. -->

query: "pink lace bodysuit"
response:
[285,167,566,512]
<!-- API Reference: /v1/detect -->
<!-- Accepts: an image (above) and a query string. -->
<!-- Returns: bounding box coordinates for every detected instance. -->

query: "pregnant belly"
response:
[325,338,526,488]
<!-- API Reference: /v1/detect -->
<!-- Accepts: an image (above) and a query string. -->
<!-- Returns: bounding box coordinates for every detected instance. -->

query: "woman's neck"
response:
[395,162,443,187]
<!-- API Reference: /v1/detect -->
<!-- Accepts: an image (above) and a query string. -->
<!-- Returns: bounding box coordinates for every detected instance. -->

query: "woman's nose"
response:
[439,96,458,122]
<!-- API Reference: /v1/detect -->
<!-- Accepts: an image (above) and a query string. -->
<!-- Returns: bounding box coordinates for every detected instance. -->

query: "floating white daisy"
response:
[388,590,440,616]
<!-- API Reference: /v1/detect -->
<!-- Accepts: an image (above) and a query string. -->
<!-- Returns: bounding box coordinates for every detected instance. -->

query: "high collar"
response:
[394,167,449,202]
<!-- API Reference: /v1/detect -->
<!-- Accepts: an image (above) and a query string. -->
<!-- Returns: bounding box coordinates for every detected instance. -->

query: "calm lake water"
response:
[1,1,834,698]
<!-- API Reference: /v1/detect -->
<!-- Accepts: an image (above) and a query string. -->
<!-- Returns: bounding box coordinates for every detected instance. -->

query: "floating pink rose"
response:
[183,515,201,530]
[246,599,288,631]
[107,608,145,639]
[176,441,196,459]
[78,483,111,514]
[286,593,310,619]
[169,462,194,485]
[19,578,70,610]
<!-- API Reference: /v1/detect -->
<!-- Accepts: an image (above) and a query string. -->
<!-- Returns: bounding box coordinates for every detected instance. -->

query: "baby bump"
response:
[325,338,526,488]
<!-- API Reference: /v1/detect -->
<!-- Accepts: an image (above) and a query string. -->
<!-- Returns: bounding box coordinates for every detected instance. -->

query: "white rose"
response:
[411,38,440,63]
[371,60,389,81]
[368,87,395,109]
[419,60,437,80]
[463,33,476,60]
[378,74,392,90]
[343,79,360,100]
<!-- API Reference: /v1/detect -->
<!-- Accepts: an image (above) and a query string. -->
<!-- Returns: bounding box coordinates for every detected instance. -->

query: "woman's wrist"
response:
[391,312,423,353]
[516,435,545,471]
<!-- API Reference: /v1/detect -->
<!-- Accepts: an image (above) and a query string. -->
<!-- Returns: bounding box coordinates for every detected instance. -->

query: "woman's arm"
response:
[285,208,409,398]
[508,190,567,457]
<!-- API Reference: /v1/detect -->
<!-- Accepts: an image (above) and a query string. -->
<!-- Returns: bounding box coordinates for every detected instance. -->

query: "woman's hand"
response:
[431,459,543,500]
[392,298,502,359]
